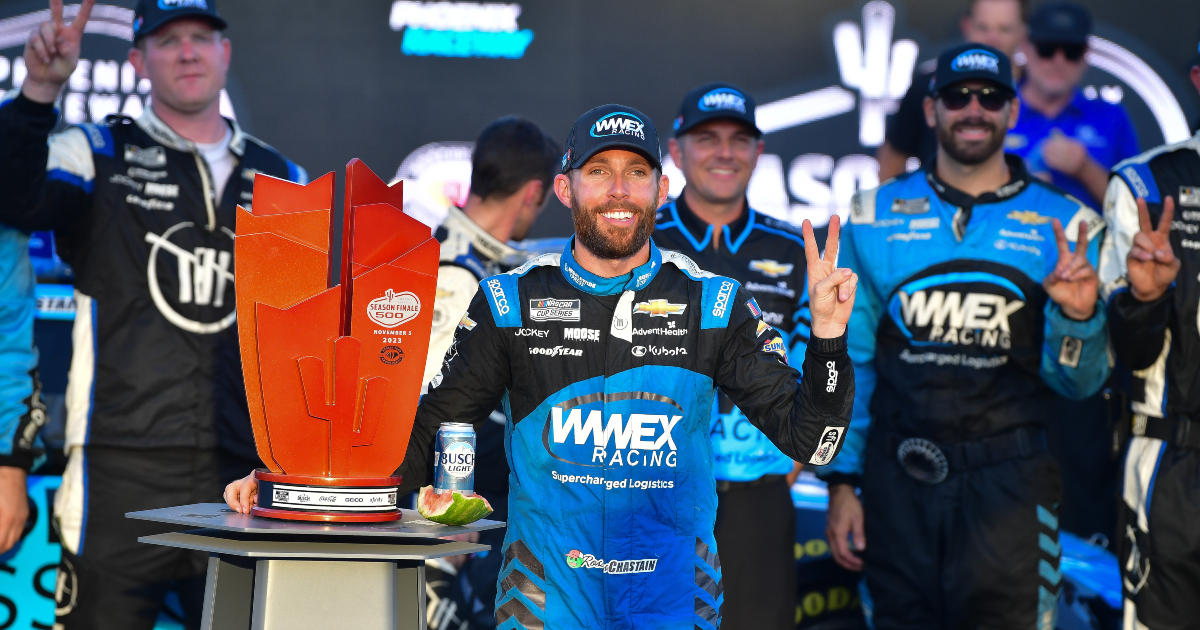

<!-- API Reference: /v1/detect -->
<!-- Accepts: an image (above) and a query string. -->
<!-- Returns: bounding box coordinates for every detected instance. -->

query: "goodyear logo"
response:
[749,259,793,278]
[591,112,646,140]
[698,88,746,114]
[1007,210,1052,226]
[950,49,1000,74]
[634,300,686,317]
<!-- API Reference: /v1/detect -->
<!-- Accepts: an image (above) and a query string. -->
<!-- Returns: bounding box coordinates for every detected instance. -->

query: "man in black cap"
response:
[0,0,305,627]
[821,42,1109,629]
[1009,1,1139,210]
[655,82,808,630]
[227,103,860,630]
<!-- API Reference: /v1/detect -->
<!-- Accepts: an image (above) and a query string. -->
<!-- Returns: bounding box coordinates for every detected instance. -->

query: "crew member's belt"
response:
[886,427,1047,485]
[1133,414,1200,451]
[715,474,788,493]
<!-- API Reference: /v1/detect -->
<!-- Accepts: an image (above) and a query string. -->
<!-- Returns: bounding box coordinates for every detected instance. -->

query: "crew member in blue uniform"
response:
[1006,1,1139,211]
[822,43,1110,629]
[654,82,808,630]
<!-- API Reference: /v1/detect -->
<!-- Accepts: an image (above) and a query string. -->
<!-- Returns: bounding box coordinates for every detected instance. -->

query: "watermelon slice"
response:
[416,486,493,525]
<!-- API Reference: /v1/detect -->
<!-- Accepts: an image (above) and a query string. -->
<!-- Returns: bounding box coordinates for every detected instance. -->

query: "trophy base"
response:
[251,469,403,523]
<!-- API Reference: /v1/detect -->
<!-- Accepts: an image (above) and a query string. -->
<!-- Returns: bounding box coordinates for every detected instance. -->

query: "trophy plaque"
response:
[235,160,438,522]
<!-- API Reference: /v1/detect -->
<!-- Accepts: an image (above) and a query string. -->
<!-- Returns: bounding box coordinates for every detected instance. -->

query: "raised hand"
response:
[22,0,95,103]
[802,215,858,339]
[1044,218,1099,320]
[1126,196,1180,302]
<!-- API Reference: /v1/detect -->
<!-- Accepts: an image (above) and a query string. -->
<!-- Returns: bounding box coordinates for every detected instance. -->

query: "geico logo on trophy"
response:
[633,300,686,317]
[894,288,1024,348]
[699,88,746,113]
[550,407,681,468]
[367,289,422,327]
[530,298,581,322]
[591,112,646,139]
[487,278,510,314]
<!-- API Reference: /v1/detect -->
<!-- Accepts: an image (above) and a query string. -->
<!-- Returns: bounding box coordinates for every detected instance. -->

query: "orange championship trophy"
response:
[235,159,438,522]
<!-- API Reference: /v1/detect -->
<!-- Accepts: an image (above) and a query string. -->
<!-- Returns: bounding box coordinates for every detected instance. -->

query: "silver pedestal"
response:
[128,503,503,630]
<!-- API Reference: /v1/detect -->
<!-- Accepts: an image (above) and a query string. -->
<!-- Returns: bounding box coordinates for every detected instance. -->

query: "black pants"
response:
[714,475,796,630]
[1119,439,1200,630]
[861,442,1063,630]
[54,446,223,630]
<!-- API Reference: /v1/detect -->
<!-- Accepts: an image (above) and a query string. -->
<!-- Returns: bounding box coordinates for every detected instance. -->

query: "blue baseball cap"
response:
[560,104,662,173]
[929,43,1016,95]
[1029,2,1092,45]
[133,0,227,42]
[673,82,761,137]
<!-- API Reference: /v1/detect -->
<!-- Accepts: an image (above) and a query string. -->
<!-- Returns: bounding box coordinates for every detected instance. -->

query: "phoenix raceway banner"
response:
[0,0,1196,239]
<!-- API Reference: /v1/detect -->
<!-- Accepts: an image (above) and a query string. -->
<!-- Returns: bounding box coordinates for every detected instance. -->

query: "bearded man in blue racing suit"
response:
[821,44,1110,629]
[227,103,860,629]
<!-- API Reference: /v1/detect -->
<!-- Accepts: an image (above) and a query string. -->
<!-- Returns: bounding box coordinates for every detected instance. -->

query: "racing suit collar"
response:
[667,189,754,253]
[136,105,245,156]
[442,205,520,265]
[560,237,663,296]
[925,153,1031,209]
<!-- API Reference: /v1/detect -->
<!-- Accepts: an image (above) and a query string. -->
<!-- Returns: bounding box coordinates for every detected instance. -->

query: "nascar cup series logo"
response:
[698,88,747,114]
[888,271,1030,349]
[950,48,1000,74]
[367,289,422,328]
[591,112,646,140]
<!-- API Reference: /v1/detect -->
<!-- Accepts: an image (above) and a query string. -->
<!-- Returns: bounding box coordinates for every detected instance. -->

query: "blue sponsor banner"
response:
[0,475,61,629]
[35,284,76,321]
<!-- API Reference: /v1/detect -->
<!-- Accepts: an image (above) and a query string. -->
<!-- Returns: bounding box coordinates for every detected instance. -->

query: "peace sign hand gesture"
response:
[1126,196,1180,302]
[803,215,858,339]
[1044,218,1099,320]
[22,0,95,104]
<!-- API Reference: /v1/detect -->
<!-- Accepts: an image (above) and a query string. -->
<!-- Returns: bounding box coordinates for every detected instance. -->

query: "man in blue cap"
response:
[822,42,1109,629]
[1008,1,1139,211]
[0,0,306,627]
[229,103,861,630]
[655,82,808,630]
[1098,39,1200,630]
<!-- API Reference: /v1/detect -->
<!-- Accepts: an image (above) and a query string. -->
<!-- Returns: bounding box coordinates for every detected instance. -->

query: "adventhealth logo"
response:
[591,113,646,140]
[699,88,746,114]
[951,49,1000,74]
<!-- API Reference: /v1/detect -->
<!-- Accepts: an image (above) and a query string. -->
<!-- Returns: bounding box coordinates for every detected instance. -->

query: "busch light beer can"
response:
[433,422,476,494]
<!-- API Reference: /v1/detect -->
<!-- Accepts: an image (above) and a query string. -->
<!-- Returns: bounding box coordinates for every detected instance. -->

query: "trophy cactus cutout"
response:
[235,160,438,521]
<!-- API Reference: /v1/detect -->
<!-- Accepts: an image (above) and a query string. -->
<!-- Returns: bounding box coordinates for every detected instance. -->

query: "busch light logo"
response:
[950,49,1000,74]
[591,112,646,140]
[888,272,1029,349]
[159,0,208,9]
[698,88,746,114]
[438,441,475,478]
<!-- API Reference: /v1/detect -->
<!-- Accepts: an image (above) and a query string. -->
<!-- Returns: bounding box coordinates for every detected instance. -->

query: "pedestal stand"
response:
[128,503,503,630]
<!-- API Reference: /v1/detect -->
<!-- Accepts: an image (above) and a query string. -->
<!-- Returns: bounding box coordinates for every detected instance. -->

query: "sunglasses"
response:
[937,86,1012,112]
[1035,42,1086,61]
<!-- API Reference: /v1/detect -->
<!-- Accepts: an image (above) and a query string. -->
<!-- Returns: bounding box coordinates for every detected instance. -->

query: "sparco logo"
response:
[487,278,509,315]
[145,222,236,334]
[826,360,838,393]
[712,281,735,317]
[591,112,646,140]
[895,288,1024,348]
[530,346,583,357]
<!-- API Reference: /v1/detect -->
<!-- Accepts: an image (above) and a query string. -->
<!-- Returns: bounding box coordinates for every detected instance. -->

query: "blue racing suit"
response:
[0,226,43,471]
[399,238,854,630]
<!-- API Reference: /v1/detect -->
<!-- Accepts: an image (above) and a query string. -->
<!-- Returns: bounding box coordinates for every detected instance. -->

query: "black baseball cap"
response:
[560,104,661,173]
[929,43,1015,95]
[1028,2,1091,45]
[673,82,761,137]
[133,0,227,42]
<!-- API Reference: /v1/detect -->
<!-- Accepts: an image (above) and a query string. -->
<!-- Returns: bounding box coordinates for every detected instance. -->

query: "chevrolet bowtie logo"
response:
[749,259,794,278]
[633,300,687,317]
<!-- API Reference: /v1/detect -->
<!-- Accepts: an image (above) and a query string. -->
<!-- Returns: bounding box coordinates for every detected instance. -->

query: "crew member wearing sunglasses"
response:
[1008,1,1139,211]
[821,41,1109,628]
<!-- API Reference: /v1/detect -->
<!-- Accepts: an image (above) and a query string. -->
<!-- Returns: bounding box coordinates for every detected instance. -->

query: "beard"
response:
[936,116,1006,166]
[572,193,659,260]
